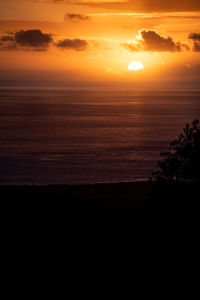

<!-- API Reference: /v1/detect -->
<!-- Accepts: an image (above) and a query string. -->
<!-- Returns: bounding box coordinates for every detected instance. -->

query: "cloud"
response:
[141,30,184,51]
[0,30,89,52]
[122,30,189,52]
[0,30,52,51]
[0,33,17,51]
[15,30,52,48]
[56,38,88,50]
[189,33,200,52]
[189,33,200,41]
[64,13,90,22]
[0,35,14,42]
[43,0,200,13]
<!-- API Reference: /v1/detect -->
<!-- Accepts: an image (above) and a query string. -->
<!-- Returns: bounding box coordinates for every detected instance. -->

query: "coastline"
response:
[0,181,151,211]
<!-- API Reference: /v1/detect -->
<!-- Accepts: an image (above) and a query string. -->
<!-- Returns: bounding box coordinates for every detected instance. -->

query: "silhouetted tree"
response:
[152,119,200,183]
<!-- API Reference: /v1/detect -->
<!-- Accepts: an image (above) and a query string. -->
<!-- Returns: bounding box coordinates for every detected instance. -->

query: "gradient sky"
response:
[0,0,200,87]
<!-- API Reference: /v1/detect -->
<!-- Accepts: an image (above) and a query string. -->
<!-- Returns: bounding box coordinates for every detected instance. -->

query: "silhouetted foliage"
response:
[152,119,200,183]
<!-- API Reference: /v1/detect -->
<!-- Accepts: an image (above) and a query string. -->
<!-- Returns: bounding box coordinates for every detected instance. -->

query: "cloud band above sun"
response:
[122,30,195,52]
[1,28,200,53]
[37,0,200,12]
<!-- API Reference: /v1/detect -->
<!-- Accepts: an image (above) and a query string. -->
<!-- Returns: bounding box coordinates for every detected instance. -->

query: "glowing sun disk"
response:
[128,61,144,71]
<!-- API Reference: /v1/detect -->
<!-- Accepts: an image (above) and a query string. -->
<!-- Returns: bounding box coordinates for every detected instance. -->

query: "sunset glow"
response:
[0,0,199,88]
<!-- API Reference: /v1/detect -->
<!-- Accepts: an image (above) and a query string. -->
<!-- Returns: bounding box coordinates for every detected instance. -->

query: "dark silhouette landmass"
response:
[1,181,199,297]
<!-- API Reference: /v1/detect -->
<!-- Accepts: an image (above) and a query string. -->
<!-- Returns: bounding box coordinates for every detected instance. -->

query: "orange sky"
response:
[0,0,200,87]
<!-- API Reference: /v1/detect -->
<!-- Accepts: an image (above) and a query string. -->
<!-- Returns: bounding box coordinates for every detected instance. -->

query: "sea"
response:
[0,88,200,185]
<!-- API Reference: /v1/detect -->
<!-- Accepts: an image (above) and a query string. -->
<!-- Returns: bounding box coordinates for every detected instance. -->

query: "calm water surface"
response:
[0,89,200,184]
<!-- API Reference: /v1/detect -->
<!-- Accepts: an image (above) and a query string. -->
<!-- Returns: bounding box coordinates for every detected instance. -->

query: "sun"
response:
[128,61,144,71]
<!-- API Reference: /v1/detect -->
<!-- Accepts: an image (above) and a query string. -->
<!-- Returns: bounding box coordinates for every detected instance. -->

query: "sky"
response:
[0,0,200,87]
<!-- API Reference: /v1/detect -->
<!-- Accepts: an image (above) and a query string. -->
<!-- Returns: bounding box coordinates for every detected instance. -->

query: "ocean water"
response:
[0,88,200,185]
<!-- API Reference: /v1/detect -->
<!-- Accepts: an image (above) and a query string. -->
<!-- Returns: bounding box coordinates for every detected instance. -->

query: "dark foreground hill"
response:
[1,182,199,297]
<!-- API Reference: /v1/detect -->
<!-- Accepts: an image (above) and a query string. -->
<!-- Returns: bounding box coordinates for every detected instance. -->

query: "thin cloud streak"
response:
[64,13,90,22]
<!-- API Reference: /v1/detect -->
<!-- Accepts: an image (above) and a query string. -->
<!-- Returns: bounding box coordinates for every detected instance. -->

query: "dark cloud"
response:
[0,35,14,42]
[64,13,90,22]
[0,29,88,52]
[141,30,183,51]
[0,29,53,51]
[15,30,52,48]
[122,30,189,52]
[189,33,200,41]
[0,33,17,51]
[56,39,88,51]
[189,33,200,52]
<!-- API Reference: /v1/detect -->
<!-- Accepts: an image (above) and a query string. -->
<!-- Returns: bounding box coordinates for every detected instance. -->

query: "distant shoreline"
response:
[0,181,151,213]
[0,180,148,186]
